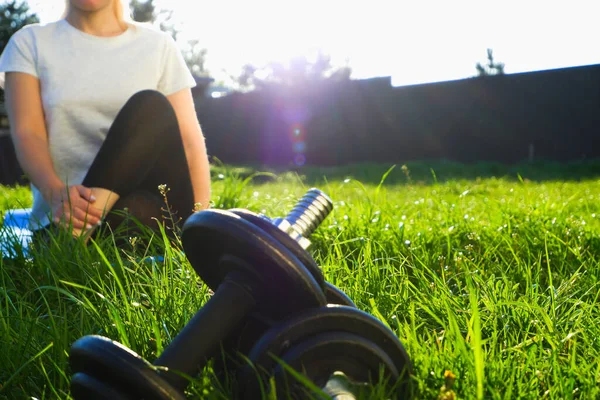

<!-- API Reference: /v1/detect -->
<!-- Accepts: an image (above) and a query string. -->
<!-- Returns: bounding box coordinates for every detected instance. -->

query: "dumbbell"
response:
[237,305,414,399]
[68,188,336,399]
[210,190,357,382]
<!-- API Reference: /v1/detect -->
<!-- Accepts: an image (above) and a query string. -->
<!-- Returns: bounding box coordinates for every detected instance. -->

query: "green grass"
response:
[1,161,600,399]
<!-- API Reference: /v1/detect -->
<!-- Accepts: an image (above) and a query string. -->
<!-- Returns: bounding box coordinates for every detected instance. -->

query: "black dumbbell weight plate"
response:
[213,282,357,383]
[71,373,135,400]
[228,208,326,291]
[69,335,186,400]
[212,282,357,386]
[226,211,356,309]
[182,209,327,320]
[324,282,357,307]
[210,208,331,386]
[238,305,413,397]
[269,332,400,399]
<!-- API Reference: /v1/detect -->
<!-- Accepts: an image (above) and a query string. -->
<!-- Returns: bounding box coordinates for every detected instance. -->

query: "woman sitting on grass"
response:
[0,0,211,247]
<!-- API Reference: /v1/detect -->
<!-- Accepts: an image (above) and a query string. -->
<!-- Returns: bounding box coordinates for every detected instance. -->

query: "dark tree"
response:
[129,0,207,77]
[476,48,505,76]
[129,0,155,23]
[0,0,39,54]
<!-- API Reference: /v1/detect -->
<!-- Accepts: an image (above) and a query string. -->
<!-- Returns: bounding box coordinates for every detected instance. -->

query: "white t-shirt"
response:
[0,19,197,230]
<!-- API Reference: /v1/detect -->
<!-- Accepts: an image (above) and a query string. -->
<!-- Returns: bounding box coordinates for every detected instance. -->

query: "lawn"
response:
[1,161,599,399]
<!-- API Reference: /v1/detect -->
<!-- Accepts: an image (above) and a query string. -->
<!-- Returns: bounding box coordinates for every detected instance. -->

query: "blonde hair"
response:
[62,0,132,30]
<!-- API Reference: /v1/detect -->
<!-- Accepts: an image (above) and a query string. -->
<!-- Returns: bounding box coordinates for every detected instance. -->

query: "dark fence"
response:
[2,63,600,185]
[196,63,600,167]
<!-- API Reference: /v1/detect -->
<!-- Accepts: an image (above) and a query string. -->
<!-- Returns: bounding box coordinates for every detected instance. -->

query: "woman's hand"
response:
[48,185,104,230]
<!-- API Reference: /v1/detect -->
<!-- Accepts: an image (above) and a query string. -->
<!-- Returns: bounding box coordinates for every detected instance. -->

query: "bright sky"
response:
[23,0,600,88]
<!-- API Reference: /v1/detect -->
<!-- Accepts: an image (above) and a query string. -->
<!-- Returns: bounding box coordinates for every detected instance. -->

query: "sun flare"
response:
[24,0,600,88]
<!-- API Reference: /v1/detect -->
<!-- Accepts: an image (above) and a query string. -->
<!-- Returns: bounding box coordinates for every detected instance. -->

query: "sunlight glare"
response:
[23,0,600,87]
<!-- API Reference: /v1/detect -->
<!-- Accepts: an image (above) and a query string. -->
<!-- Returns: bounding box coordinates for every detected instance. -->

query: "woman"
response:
[0,0,211,246]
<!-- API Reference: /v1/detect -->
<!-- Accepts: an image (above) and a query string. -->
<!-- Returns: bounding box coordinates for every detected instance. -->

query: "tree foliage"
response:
[476,48,505,76]
[129,0,155,23]
[233,51,352,92]
[129,0,207,77]
[0,0,39,55]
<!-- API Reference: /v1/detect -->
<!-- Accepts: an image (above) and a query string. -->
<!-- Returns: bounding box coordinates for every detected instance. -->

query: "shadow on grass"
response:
[211,159,600,186]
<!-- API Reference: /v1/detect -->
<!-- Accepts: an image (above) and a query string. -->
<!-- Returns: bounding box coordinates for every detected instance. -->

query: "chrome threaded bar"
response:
[271,188,334,249]
[285,188,333,238]
[322,372,359,400]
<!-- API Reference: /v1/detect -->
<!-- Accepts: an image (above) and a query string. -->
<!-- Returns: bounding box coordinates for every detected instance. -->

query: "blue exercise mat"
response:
[1,208,33,258]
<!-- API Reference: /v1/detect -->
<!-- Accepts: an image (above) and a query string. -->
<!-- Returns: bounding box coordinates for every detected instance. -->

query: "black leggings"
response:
[35,90,195,244]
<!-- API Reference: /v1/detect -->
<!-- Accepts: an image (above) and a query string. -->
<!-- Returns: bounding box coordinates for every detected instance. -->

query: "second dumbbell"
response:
[69,208,328,399]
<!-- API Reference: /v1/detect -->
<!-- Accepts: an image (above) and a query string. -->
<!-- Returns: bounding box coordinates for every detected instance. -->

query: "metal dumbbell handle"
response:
[322,372,359,399]
[270,192,361,399]
[269,188,334,249]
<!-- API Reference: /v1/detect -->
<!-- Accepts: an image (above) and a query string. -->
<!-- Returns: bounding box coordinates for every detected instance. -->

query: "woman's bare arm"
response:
[166,88,211,211]
[4,71,102,227]
[5,72,63,198]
